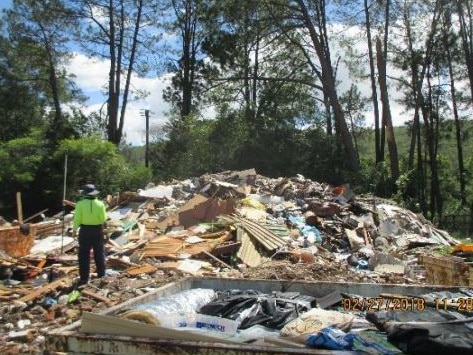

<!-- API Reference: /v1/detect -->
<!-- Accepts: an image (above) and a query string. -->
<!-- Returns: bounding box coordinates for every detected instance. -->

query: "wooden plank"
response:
[18,277,70,303]
[36,259,47,270]
[154,261,180,269]
[212,242,241,255]
[23,209,49,223]
[57,266,78,275]
[125,263,157,276]
[81,289,112,305]
[201,250,235,271]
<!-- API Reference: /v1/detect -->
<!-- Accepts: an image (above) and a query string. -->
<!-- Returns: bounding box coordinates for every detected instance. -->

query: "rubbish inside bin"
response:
[198,289,315,330]
[118,288,216,325]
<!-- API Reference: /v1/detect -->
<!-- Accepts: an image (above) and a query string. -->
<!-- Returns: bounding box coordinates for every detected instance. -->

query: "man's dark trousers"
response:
[78,225,106,284]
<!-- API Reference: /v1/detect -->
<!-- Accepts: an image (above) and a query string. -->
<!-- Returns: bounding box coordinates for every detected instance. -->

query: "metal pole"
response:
[61,150,68,254]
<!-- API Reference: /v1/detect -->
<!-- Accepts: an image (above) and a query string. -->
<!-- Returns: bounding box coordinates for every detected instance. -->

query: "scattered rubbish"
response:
[0,169,466,353]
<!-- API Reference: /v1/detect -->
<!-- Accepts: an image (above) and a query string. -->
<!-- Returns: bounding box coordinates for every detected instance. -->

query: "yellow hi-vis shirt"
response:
[73,197,107,229]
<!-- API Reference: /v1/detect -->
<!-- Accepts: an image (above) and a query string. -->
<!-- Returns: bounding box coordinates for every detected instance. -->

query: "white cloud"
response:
[68,53,172,146]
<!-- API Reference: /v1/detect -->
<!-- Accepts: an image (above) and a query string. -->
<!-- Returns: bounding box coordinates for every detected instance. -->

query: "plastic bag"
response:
[306,327,351,350]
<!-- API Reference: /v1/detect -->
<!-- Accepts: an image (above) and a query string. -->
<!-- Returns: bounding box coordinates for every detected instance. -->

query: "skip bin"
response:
[44,277,462,355]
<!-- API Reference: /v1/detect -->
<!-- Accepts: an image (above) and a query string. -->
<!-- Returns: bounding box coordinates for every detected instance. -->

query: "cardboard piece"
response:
[157,195,235,230]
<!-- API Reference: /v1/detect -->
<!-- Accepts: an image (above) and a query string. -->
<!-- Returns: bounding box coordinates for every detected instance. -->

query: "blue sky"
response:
[0,0,12,12]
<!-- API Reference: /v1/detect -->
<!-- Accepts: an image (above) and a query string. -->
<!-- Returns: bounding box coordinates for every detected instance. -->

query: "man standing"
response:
[73,184,108,286]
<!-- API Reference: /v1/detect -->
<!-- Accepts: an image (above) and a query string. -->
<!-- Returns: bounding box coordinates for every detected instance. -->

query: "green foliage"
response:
[118,164,153,192]
[64,108,106,140]
[0,129,46,217]
[55,136,152,200]
[357,159,391,195]
[159,115,219,179]
[0,129,45,185]
[0,38,47,141]
[433,245,453,256]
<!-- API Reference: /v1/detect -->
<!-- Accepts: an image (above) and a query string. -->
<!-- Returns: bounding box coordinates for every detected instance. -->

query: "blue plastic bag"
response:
[305,327,351,350]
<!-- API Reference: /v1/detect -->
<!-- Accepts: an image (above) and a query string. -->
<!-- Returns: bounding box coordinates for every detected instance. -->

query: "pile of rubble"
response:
[0,169,460,353]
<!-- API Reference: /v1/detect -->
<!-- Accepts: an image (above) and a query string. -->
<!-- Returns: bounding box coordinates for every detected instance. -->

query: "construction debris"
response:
[0,169,466,353]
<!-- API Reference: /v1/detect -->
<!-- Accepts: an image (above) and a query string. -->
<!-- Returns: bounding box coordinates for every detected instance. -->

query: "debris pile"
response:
[0,169,463,353]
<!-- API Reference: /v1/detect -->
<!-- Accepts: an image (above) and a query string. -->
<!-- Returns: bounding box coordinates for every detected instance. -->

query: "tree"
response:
[55,136,152,197]
[454,0,473,105]
[0,130,45,217]
[291,0,360,172]
[163,0,208,118]
[74,0,161,145]
[0,36,45,141]
[376,35,399,182]
[2,0,82,144]
[362,0,382,163]
[442,9,467,206]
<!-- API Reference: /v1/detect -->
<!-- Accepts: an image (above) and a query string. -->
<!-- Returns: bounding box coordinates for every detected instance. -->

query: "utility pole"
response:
[141,109,150,167]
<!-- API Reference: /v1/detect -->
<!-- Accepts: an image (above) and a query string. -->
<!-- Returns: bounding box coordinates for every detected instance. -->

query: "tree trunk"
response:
[364,0,381,163]
[455,0,473,104]
[403,0,441,216]
[118,0,143,143]
[444,17,467,206]
[107,0,118,144]
[44,41,62,128]
[178,0,196,118]
[296,0,359,172]
[101,0,143,145]
[376,37,399,181]
[424,71,442,221]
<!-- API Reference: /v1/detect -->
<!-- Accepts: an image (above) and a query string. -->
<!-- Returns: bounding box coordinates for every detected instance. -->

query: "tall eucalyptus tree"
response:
[363,0,382,163]
[335,0,398,181]
[440,1,470,214]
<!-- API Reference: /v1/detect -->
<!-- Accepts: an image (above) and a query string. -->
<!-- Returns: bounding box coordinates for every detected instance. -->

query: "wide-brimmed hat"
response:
[80,184,100,196]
